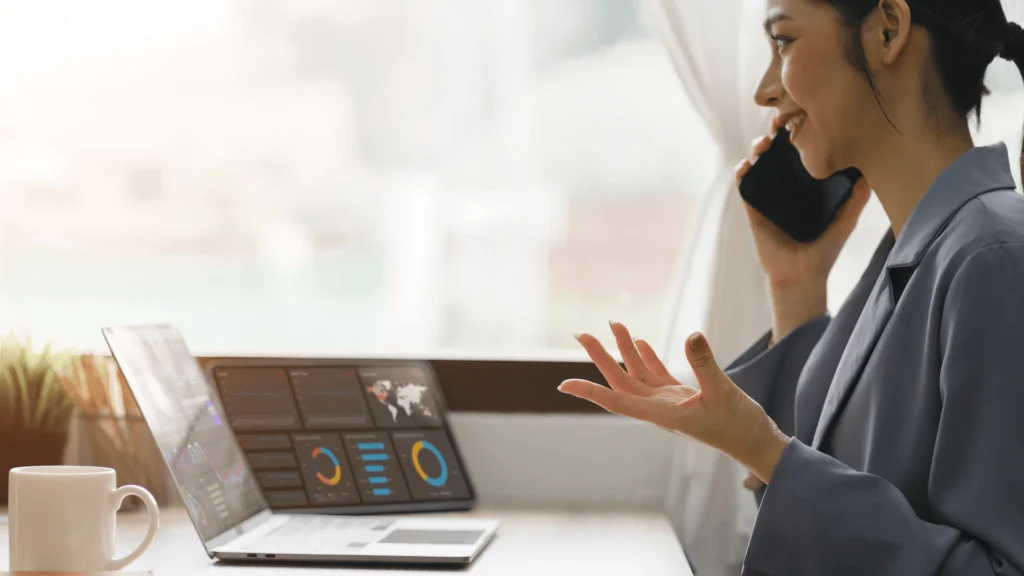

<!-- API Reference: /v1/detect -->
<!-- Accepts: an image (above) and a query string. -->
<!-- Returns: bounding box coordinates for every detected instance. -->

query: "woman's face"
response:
[755,0,881,178]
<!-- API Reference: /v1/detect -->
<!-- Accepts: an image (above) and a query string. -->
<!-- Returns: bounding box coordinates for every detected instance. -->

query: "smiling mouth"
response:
[786,111,807,141]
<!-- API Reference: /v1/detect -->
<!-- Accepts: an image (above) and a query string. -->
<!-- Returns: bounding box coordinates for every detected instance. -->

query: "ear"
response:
[865,0,913,66]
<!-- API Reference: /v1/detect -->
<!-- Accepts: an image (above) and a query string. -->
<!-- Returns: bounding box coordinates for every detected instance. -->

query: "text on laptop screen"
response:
[103,325,267,542]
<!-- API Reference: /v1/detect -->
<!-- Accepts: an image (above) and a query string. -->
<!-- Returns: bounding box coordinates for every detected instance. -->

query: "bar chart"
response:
[343,432,411,502]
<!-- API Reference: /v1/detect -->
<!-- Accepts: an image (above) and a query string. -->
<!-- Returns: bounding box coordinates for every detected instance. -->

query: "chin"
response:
[796,147,834,180]
[792,122,842,179]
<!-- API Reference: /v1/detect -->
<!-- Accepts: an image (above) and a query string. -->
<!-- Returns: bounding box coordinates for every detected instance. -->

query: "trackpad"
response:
[379,529,484,545]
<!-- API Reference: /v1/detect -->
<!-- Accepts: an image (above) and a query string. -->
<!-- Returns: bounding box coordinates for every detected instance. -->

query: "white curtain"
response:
[649,0,774,573]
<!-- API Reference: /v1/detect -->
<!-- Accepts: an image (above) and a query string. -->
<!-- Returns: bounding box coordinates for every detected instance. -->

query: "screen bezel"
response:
[101,325,273,557]
[203,357,477,515]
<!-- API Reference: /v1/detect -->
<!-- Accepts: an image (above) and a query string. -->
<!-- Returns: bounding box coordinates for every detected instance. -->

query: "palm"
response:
[745,177,870,286]
[646,384,700,406]
[557,323,708,431]
[558,322,789,485]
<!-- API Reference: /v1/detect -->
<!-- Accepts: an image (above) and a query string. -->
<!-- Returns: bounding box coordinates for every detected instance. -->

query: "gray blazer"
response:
[726,143,1024,575]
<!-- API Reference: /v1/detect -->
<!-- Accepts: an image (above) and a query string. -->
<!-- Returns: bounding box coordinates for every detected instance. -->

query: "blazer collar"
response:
[886,143,1016,269]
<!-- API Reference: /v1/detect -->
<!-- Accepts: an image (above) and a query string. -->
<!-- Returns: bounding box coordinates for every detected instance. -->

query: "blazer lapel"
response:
[809,143,1014,449]
[811,271,896,449]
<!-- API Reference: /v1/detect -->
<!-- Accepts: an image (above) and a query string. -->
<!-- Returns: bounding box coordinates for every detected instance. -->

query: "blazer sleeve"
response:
[740,243,1024,576]
[725,315,830,436]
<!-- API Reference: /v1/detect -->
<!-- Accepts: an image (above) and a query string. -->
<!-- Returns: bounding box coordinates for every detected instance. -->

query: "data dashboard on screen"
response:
[207,360,473,512]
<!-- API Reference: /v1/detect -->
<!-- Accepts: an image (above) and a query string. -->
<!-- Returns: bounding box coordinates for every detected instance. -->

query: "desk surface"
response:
[2,508,692,576]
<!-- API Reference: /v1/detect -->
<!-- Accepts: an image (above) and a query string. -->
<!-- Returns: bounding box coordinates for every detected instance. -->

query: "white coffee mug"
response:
[8,465,160,571]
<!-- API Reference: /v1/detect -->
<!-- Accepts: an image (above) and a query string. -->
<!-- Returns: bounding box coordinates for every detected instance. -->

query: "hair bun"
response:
[1000,22,1024,62]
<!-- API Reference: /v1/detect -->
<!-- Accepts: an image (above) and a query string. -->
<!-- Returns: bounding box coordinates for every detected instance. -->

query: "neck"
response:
[857,125,974,237]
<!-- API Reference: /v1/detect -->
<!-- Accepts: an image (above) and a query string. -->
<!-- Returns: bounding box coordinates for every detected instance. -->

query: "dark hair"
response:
[821,0,1024,175]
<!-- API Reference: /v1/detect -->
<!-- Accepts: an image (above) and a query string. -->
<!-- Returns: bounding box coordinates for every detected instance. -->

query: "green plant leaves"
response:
[0,331,75,432]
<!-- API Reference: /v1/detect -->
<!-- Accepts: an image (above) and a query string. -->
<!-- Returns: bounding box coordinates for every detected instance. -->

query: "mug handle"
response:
[107,484,160,570]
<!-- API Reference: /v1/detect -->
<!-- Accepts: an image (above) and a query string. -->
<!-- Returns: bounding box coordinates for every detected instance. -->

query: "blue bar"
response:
[365,465,385,473]
[362,453,388,462]
[358,442,385,451]
[369,476,388,484]
[372,488,392,496]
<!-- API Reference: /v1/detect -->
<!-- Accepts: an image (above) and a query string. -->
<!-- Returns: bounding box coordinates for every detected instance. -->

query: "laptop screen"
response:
[102,324,267,545]
[208,362,472,512]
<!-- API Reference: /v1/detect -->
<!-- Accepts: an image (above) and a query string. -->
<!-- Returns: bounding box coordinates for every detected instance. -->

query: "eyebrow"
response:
[763,11,792,34]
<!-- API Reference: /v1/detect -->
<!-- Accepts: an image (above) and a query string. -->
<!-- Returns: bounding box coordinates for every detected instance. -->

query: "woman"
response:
[559,0,1024,573]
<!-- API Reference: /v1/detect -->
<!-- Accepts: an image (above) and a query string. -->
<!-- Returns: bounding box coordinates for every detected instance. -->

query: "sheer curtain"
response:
[648,0,773,573]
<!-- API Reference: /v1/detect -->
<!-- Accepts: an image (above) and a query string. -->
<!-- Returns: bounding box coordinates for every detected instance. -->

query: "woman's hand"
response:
[558,322,790,483]
[736,119,871,340]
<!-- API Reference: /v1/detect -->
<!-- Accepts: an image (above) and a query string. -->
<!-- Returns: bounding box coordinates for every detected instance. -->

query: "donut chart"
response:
[312,446,342,486]
[411,440,448,487]
[185,492,208,527]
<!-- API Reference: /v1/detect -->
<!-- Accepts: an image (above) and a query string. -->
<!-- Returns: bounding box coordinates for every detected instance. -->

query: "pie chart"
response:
[411,440,448,487]
[312,446,342,486]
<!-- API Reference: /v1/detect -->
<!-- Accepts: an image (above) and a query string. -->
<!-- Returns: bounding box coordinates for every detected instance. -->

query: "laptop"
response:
[102,324,499,565]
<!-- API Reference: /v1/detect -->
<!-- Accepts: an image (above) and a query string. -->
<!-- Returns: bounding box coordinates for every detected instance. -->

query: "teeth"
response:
[786,112,806,133]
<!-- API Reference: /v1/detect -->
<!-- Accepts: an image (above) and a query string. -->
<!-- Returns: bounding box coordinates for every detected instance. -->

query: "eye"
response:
[771,34,794,53]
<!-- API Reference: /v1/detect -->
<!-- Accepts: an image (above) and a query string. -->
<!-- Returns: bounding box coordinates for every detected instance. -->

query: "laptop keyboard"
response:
[242,517,395,553]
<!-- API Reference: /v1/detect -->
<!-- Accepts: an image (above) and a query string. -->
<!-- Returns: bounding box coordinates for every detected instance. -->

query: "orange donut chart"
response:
[312,446,342,486]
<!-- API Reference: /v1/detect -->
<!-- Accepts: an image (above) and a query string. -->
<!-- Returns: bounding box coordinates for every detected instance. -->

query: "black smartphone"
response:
[738,128,860,243]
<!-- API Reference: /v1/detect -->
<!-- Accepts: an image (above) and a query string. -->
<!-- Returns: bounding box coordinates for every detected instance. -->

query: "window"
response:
[0,0,719,355]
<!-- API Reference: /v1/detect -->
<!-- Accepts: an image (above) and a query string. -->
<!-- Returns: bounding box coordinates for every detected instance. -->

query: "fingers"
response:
[609,323,672,387]
[734,158,752,187]
[558,379,671,427]
[849,177,872,211]
[635,338,677,385]
[832,177,872,236]
[747,135,772,164]
[574,333,650,396]
[684,332,730,404]
[742,201,792,245]
[743,473,764,492]
[736,134,774,188]
[609,322,647,379]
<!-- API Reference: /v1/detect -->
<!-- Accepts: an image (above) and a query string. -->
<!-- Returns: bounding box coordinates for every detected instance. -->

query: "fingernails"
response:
[557,383,566,392]
[688,332,706,350]
[608,320,617,327]
[573,333,581,341]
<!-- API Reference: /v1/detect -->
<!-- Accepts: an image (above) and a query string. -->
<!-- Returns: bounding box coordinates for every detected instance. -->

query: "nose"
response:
[754,59,783,108]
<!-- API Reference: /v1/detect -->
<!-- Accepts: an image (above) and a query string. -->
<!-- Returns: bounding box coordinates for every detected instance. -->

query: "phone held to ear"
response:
[739,128,860,243]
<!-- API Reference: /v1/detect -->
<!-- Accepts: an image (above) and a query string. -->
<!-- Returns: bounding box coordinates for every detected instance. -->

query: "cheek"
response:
[781,47,843,124]
[781,48,856,175]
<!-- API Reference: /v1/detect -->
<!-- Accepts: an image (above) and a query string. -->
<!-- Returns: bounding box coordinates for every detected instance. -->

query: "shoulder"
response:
[939,191,1024,315]
[930,189,1024,275]
[973,189,1024,245]
[934,200,1024,360]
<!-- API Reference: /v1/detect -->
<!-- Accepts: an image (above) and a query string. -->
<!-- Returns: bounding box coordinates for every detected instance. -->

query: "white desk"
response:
[1,507,692,575]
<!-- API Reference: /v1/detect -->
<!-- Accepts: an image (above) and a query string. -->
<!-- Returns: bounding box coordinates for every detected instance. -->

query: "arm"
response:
[742,244,1024,576]
[726,314,830,436]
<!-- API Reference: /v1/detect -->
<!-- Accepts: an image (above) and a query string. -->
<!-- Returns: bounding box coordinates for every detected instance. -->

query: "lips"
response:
[776,110,807,140]
[785,111,806,135]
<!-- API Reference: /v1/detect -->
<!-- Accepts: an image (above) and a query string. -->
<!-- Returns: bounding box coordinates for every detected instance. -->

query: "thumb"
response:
[685,332,729,403]
[833,177,871,235]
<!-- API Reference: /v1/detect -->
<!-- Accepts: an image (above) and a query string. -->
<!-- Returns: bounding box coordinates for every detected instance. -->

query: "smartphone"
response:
[738,128,860,243]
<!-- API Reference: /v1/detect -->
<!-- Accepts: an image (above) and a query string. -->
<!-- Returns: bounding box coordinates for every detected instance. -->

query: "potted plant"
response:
[0,332,75,503]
